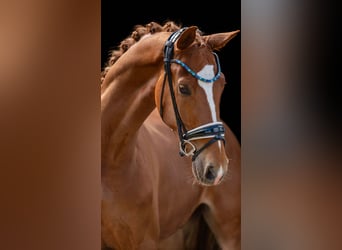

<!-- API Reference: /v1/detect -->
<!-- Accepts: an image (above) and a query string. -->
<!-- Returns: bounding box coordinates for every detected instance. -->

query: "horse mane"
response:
[101,20,182,83]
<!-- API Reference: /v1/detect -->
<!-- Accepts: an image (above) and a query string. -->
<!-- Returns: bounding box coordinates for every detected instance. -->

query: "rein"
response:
[160,28,226,161]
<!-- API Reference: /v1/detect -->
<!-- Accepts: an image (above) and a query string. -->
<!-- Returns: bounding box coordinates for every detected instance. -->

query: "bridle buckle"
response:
[179,140,196,157]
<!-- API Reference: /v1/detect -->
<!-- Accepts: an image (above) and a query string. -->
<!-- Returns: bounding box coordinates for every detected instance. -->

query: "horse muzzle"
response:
[191,143,229,186]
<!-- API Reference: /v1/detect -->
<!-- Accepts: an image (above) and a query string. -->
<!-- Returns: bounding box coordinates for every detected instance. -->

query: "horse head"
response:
[155,26,239,186]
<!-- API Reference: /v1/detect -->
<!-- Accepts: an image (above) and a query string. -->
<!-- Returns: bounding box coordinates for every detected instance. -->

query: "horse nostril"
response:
[205,166,216,181]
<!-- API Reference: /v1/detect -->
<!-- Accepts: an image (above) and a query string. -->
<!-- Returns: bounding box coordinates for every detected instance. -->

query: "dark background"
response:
[101,0,241,142]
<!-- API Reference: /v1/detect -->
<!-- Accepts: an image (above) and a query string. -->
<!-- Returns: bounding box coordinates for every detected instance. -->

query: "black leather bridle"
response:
[159,28,226,161]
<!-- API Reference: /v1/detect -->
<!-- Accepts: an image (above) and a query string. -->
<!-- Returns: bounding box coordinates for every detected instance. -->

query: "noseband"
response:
[160,28,226,161]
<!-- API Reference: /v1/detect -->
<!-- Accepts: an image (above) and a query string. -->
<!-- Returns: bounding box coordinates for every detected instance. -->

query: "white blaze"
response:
[197,65,224,152]
[197,65,217,122]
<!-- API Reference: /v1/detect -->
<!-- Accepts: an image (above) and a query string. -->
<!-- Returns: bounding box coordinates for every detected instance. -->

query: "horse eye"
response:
[178,84,191,95]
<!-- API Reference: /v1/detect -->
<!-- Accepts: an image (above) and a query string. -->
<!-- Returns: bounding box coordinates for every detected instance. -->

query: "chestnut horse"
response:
[101,21,240,249]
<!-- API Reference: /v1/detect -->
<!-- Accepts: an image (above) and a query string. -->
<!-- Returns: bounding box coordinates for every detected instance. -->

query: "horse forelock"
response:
[101,21,183,83]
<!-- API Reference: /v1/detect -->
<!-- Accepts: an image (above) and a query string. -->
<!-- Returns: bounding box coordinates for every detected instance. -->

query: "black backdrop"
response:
[101,1,241,142]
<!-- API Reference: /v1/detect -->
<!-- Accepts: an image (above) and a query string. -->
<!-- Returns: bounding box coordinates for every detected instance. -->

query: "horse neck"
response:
[101,34,167,167]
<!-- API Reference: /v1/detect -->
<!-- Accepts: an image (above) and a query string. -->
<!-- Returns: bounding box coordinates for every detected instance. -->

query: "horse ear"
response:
[203,30,240,51]
[175,26,198,50]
